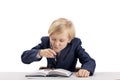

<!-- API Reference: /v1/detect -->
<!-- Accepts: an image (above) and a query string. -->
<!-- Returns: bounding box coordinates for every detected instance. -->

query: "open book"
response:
[26,69,72,77]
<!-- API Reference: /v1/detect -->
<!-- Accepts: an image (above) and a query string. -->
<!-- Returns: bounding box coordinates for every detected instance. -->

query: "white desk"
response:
[0,72,120,80]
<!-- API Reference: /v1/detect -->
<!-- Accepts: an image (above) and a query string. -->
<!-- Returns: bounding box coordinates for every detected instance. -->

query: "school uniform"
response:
[21,36,96,75]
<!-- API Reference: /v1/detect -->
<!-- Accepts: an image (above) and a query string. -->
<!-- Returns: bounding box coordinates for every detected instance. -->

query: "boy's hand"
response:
[39,49,56,58]
[76,69,90,77]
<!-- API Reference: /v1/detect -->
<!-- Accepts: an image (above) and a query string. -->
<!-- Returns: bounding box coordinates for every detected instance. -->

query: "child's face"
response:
[50,31,70,53]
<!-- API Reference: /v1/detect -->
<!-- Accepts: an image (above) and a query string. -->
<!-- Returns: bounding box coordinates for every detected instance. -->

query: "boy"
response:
[21,18,96,77]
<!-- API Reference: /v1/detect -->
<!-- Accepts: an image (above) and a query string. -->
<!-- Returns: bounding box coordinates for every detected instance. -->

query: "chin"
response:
[55,51,60,53]
[54,49,61,53]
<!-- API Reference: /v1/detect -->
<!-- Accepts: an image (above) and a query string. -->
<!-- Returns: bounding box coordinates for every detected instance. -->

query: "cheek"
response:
[50,41,53,44]
[61,42,68,48]
[50,41,54,47]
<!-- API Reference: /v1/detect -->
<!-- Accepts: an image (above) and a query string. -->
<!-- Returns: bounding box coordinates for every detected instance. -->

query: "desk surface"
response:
[0,72,120,80]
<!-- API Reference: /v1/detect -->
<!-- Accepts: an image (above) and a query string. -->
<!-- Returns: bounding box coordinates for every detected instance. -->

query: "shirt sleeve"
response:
[21,36,49,64]
[75,38,96,76]
[36,50,42,58]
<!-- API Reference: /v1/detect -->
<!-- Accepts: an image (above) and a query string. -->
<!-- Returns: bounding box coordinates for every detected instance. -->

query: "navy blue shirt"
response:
[21,36,96,75]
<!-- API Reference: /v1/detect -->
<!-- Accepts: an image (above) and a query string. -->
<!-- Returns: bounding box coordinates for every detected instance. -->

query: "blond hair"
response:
[48,18,75,41]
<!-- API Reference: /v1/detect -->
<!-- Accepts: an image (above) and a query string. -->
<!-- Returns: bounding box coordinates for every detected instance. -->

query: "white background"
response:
[0,0,120,72]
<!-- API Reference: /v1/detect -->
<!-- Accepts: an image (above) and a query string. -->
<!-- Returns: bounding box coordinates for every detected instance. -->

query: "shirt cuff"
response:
[36,51,42,58]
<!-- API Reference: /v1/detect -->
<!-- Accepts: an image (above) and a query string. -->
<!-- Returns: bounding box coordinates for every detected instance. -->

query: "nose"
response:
[54,41,59,46]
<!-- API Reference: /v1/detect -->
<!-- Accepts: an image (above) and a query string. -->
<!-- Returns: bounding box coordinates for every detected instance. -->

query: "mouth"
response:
[52,47,61,52]
[53,47,59,50]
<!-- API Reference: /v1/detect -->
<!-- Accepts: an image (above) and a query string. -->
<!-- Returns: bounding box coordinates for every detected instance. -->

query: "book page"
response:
[26,69,72,77]
[35,69,52,76]
[48,69,72,77]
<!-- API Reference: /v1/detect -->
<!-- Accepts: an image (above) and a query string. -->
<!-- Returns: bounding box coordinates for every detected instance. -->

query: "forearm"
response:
[81,58,96,76]
[21,49,42,64]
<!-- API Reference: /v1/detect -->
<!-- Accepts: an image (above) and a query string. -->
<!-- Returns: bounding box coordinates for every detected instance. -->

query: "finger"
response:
[80,69,90,77]
[84,70,90,77]
[76,72,79,77]
[48,49,56,55]
[81,70,86,77]
[84,73,89,77]
[84,71,90,77]
[43,50,54,58]
[47,51,55,58]
[46,49,57,58]
[80,70,84,77]
[77,70,83,77]
[77,69,87,77]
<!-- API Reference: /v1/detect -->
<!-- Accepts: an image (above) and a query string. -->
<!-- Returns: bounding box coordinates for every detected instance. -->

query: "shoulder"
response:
[70,37,82,45]
[41,36,50,41]
[40,36,50,45]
